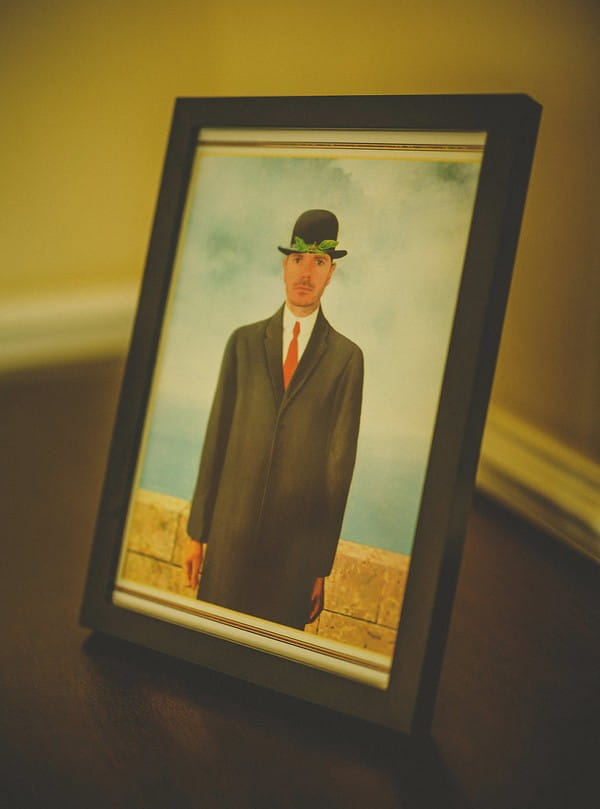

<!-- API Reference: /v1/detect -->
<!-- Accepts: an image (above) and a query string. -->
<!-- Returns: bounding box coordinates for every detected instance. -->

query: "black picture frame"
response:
[80,94,541,735]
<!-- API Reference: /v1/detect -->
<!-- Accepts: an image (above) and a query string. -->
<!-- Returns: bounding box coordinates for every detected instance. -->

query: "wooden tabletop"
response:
[1,359,598,809]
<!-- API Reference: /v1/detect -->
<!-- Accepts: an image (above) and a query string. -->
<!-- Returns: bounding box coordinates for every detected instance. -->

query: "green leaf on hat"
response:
[292,236,308,251]
[291,236,339,254]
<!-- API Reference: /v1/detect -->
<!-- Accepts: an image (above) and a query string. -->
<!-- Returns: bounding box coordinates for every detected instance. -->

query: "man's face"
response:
[282,253,336,315]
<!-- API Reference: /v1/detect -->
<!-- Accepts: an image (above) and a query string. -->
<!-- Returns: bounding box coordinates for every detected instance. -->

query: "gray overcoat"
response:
[187,305,363,628]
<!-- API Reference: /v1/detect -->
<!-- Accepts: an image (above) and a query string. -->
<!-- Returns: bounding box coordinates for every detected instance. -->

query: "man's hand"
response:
[307,576,325,623]
[183,539,203,588]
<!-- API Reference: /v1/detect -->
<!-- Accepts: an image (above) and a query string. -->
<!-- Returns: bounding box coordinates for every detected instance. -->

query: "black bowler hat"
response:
[278,209,347,259]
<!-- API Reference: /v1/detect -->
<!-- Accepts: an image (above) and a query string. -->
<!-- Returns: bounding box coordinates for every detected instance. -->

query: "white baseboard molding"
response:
[2,285,598,562]
[477,406,600,563]
[0,283,138,373]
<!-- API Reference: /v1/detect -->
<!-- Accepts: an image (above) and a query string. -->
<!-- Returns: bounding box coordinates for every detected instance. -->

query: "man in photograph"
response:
[183,209,363,630]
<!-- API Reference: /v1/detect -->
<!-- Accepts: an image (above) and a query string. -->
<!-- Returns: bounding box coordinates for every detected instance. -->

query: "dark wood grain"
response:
[433,494,600,809]
[1,359,598,809]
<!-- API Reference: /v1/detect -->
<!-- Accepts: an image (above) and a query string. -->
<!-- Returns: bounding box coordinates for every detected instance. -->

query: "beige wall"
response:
[2,0,598,460]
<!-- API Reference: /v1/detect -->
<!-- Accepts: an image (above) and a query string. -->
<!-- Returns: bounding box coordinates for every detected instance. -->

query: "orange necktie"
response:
[283,320,300,389]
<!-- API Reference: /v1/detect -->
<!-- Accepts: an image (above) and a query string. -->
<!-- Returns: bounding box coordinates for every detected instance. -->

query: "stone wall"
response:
[121,489,410,656]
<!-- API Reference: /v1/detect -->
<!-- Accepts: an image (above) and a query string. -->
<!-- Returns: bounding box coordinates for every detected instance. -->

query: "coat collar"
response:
[264,304,330,409]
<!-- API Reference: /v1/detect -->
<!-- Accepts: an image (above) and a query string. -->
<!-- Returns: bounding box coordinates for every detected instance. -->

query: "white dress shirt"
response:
[282,304,319,366]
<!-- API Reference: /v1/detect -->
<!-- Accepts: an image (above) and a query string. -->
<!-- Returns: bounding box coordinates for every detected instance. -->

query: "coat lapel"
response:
[264,306,331,411]
[264,306,285,406]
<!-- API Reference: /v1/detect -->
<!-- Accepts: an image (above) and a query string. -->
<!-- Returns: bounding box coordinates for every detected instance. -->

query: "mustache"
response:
[293,281,315,289]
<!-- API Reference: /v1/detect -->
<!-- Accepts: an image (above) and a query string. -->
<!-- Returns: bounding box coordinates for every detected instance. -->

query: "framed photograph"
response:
[80,94,541,735]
